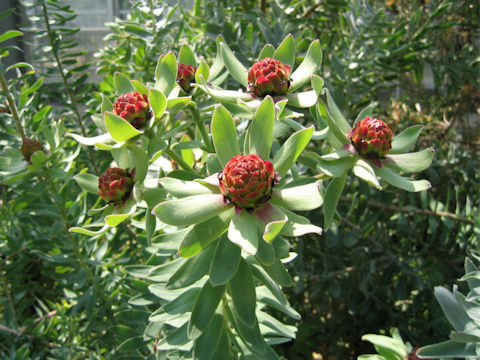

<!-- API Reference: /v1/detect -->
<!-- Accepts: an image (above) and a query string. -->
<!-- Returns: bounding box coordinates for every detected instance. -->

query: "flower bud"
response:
[219,154,275,211]
[98,167,135,204]
[350,117,393,159]
[113,92,151,129]
[248,57,291,97]
[177,63,197,93]
[21,138,45,163]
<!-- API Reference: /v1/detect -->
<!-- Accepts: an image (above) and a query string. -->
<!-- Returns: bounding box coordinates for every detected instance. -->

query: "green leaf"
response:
[69,224,110,236]
[210,234,242,286]
[249,96,274,160]
[104,112,143,143]
[67,132,114,147]
[434,286,475,332]
[255,237,275,266]
[220,42,248,87]
[155,52,177,95]
[195,60,210,85]
[271,181,323,211]
[353,159,382,190]
[315,155,357,177]
[211,105,240,167]
[128,143,148,183]
[228,259,257,328]
[261,258,292,287]
[149,88,167,120]
[280,207,323,237]
[179,209,233,257]
[114,309,149,323]
[0,30,23,44]
[101,94,113,113]
[179,44,197,66]
[231,311,266,356]
[193,312,225,359]
[131,80,148,95]
[194,82,253,103]
[325,88,352,135]
[273,34,295,69]
[187,282,226,340]
[258,44,275,60]
[159,177,215,198]
[117,336,145,352]
[105,200,137,227]
[74,173,99,194]
[273,126,314,177]
[361,334,408,360]
[166,96,191,112]
[390,125,423,154]
[385,149,434,173]
[114,72,135,94]
[357,355,388,360]
[376,166,431,192]
[284,90,318,108]
[163,287,200,314]
[228,211,259,255]
[254,204,288,242]
[417,340,478,358]
[154,194,231,226]
[166,245,215,289]
[290,40,322,92]
[323,172,347,230]
[354,104,376,126]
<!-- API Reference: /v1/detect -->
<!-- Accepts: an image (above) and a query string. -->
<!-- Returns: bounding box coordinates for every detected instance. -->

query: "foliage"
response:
[417,255,480,359]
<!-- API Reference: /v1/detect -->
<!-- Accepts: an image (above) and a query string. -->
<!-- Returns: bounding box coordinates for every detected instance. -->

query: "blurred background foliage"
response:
[0,0,478,358]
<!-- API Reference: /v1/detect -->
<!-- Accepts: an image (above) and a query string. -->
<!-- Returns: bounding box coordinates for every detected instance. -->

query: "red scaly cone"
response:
[177,63,197,93]
[349,117,393,164]
[248,57,291,97]
[21,138,45,163]
[113,92,151,129]
[219,154,275,213]
[98,167,135,204]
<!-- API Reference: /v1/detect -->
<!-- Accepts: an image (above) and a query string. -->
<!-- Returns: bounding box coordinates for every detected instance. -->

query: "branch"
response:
[340,197,475,225]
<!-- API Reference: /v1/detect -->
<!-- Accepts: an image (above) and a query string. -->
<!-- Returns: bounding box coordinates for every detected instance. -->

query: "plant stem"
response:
[188,103,214,153]
[165,149,199,176]
[147,0,157,36]
[40,0,99,175]
[0,73,25,138]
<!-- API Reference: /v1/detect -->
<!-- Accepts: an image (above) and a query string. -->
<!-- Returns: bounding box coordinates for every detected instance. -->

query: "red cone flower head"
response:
[113,92,151,129]
[248,57,291,97]
[21,138,45,162]
[98,167,135,204]
[350,117,393,159]
[177,63,197,93]
[219,154,275,210]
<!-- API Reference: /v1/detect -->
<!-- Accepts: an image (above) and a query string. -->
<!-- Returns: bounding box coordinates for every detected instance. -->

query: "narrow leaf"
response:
[220,42,248,87]
[211,105,240,167]
[104,112,142,143]
[323,172,347,230]
[210,235,242,286]
[249,96,274,160]
[228,259,257,328]
[187,282,226,340]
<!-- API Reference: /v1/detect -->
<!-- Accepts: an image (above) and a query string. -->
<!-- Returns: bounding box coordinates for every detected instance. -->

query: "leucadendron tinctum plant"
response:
[67,34,434,358]
[147,96,322,357]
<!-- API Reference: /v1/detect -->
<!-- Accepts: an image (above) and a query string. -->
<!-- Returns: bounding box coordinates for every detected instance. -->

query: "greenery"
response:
[0,0,478,359]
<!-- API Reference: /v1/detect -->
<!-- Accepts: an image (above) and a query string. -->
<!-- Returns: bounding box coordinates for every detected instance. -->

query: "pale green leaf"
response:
[211,105,240,167]
[249,96,274,160]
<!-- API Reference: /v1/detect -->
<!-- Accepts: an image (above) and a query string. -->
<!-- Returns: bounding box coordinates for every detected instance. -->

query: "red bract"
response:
[350,116,393,159]
[21,138,45,162]
[113,92,151,129]
[247,57,291,97]
[98,167,135,204]
[219,154,275,212]
[177,63,197,93]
